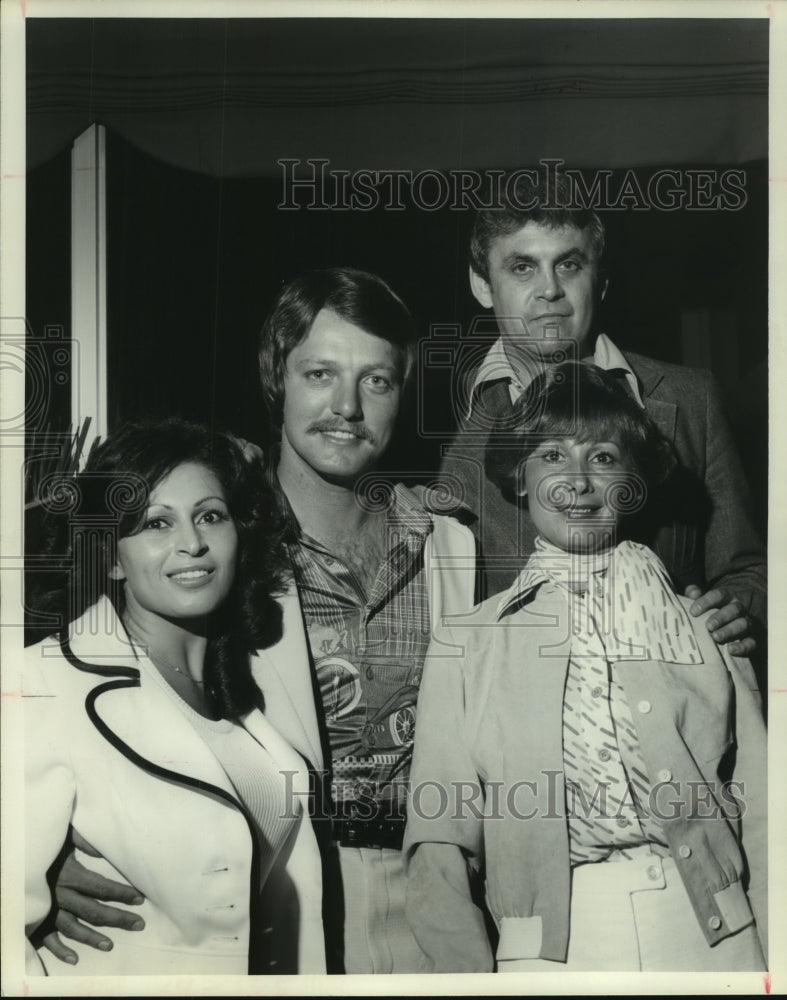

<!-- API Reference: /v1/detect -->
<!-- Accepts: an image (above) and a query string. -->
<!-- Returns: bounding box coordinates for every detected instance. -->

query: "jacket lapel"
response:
[68,598,241,801]
[643,396,678,443]
[250,585,324,771]
[75,586,326,780]
[424,521,476,631]
[242,709,312,799]
[624,352,677,442]
[494,588,573,770]
[488,591,573,936]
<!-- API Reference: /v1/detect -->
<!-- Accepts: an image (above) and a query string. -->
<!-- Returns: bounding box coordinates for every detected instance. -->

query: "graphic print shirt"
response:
[288,484,434,820]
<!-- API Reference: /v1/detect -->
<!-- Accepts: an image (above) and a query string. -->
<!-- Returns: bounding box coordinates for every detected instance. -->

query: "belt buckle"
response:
[335,815,405,850]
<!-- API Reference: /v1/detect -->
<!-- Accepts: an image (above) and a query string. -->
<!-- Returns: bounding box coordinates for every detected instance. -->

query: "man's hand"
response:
[41,830,146,965]
[684,585,755,656]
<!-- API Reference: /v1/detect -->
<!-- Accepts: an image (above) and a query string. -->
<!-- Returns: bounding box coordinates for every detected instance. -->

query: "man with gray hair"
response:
[441,169,765,656]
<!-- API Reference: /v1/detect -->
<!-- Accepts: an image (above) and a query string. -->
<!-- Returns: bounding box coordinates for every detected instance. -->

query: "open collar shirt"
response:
[282,481,435,817]
[467,332,645,416]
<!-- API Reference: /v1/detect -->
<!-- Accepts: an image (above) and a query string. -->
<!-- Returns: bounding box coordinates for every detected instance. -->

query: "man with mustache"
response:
[252,267,476,973]
[441,169,766,658]
[41,267,475,975]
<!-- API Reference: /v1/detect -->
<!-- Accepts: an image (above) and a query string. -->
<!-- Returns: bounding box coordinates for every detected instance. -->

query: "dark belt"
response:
[332,814,406,850]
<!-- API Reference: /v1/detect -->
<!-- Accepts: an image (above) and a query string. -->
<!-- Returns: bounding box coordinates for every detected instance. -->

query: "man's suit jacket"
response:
[439,351,767,628]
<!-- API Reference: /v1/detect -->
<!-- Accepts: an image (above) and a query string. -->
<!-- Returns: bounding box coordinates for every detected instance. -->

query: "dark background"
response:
[25,17,769,531]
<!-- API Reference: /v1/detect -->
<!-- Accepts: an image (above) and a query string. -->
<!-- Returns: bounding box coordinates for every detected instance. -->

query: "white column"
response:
[71,123,108,454]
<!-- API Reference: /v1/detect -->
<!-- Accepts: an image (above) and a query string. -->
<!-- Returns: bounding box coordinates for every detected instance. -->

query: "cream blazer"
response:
[24,596,326,977]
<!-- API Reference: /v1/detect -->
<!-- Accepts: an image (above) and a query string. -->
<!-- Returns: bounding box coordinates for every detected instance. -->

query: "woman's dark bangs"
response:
[531,390,624,443]
[530,390,645,465]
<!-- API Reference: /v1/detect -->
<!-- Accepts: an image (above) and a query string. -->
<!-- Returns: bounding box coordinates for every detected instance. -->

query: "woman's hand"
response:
[685,585,756,657]
[41,830,146,965]
[229,435,265,464]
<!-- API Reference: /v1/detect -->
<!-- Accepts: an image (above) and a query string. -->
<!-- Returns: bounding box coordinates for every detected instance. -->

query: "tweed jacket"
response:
[439,351,767,626]
[402,584,767,971]
[24,597,326,977]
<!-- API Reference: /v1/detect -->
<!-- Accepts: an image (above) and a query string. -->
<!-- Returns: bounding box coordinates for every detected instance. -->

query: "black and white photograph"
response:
[1,0,785,994]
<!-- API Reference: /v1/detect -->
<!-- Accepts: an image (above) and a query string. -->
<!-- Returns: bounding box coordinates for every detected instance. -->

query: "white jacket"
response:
[24,597,326,977]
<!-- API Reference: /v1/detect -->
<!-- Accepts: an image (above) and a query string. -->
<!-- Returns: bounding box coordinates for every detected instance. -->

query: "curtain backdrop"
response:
[26,17,768,177]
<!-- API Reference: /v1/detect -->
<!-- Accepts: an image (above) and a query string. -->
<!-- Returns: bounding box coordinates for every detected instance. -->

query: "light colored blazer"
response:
[404,584,767,971]
[24,596,326,977]
[251,511,478,769]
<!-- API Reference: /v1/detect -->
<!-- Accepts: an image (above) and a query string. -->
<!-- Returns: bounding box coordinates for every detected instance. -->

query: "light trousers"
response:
[337,845,428,974]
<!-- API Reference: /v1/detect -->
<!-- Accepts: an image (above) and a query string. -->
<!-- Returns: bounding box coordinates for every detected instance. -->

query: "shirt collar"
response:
[495,537,563,619]
[494,537,703,666]
[467,337,523,403]
[495,536,613,620]
[387,482,435,537]
[593,333,644,407]
[468,332,645,417]
[495,559,551,620]
[267,461,302,543]
[278,474,435,554]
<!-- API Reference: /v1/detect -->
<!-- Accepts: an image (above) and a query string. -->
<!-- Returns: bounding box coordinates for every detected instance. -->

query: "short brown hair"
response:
[485,361,676,499]
[470,170,606,284]
[258,267,416,427]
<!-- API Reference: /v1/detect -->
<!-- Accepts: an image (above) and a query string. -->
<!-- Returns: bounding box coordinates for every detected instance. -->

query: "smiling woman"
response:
[24,419,326,976]
[404,362,767,973]
[112,463,238,631]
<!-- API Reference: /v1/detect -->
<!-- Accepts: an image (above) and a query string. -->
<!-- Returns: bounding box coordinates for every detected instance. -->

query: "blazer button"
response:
[708,916,722,931]
[657,769,672,782]
[678,845,692,859]
[637,700,652,714]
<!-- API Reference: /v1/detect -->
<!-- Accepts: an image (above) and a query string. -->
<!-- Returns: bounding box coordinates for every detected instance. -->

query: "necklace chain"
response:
[124,625,205,686]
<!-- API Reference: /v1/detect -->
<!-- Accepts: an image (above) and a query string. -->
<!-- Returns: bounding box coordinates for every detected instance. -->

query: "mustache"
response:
[307,420,376,443]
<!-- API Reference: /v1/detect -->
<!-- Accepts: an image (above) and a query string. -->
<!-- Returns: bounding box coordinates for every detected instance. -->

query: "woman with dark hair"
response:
[25,419,325,976]
[404,362,767,973]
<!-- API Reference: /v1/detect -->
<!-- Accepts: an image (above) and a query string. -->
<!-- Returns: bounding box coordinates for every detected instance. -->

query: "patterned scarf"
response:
[502,537,704,665]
